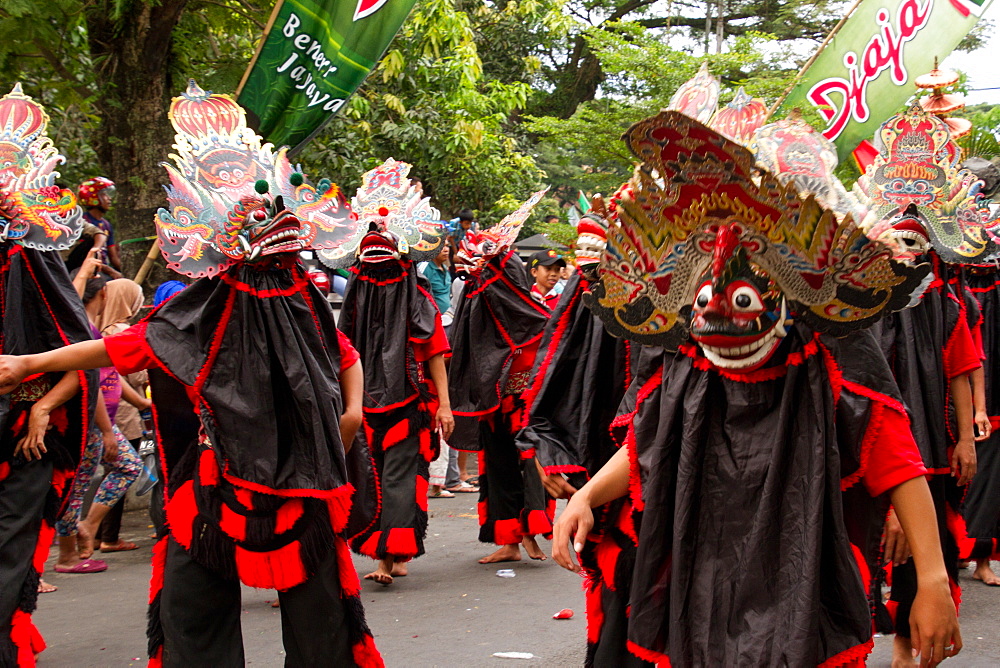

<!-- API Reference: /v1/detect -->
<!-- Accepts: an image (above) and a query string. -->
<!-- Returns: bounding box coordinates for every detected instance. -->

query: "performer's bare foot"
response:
[891,635,913,668]
[478,544,521,564]
[364,558,395,585]
[973,559,1000,586]
[391,561,408,577]
[37,579,57,594]
[522,535,547,561]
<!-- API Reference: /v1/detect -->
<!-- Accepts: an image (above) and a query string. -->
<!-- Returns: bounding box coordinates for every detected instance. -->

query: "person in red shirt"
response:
[528,249,565,311]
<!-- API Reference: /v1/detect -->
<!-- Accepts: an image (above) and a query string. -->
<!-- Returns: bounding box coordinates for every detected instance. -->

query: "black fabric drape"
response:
[624,326,896,666]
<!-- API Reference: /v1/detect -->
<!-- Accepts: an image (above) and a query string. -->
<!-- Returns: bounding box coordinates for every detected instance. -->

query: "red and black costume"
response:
[110,81,380,667]
[0,83,98,667]
[449,207,554,546]
[584,111,930,665]
[516,209,645,666]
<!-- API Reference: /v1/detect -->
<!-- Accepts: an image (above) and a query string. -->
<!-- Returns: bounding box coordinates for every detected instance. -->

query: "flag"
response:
[236,0,417,153]
[776,0,993,160]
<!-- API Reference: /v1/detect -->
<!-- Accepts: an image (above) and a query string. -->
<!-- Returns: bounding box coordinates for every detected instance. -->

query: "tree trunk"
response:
[86,1,190,285]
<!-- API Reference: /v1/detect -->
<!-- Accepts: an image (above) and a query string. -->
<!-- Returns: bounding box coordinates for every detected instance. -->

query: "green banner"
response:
[237,0,417,153]
[777,0,993,160]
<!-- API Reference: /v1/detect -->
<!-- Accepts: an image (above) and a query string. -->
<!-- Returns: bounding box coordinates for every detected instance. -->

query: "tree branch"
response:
[30,39,94,102]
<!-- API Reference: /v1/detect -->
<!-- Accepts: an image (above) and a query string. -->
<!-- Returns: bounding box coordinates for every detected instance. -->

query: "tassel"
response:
[9,609,45,667]
[147,590,164,661]
[353,532,381,560]
[274,499,305,534]
[198,449,219,487]
[415,475,428,512]
[235,541,308,591]
[595,540,622,592]
[585,575,604,645]
[148,538,167,604]
[218,505,247,541]
[523,509,553,537]
[335,537,361,597]
[351,633,385,668]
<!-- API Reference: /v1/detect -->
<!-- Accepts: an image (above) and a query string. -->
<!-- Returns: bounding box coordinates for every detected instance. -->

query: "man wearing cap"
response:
[529,249,566,310]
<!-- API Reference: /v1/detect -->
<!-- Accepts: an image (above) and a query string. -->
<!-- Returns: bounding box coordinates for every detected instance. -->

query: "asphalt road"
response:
[33,501,1000,667]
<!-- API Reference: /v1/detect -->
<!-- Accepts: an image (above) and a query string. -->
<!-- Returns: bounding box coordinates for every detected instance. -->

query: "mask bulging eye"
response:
[730,285,763,312]
[252,209,267,222]
[695,284,712,308]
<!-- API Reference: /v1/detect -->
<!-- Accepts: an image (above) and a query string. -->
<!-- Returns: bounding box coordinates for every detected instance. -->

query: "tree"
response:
[0,0,264,276]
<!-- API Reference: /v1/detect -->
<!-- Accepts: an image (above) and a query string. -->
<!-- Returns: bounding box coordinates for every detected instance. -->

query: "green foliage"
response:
[957,104,1000,159]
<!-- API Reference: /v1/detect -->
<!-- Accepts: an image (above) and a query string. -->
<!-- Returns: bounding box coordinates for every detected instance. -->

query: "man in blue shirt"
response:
[419,244,452,320]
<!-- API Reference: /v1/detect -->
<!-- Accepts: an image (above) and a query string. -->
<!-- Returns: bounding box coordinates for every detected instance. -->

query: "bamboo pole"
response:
[235,0,286,97]
[765,0,865,120]
[133,240,163,286]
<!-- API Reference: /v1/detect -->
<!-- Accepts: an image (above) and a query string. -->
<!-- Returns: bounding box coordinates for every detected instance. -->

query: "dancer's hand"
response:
[974,411,991,441]
[882,508,911,566]
[0,355,29,394]
[434,405,454,441]
[533,459,577,499]
[15,405,51,461]
[101,430,119,464]
[951,439,977,486]
[909,578,961,667]
[552,493,593,572]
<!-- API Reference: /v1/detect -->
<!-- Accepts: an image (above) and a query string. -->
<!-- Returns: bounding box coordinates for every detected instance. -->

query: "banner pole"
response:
[235,0,286,98]
[765,0,864,120]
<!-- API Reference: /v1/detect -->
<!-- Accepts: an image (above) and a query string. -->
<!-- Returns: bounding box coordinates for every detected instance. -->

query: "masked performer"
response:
[0,81,382,667]
[325,158,451,585]
[552,110,962,667]
[516,201,648,666]
[448,192,554,563]
[0,83,97,667]
[852,106,1000,665]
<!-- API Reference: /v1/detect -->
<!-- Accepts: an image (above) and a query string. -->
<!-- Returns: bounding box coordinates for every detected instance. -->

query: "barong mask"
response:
[320,157,444,268]
[155,80,356,277]
[854,105,1000,264]
[0,84,83,250]
[585,111,931,368]
[453,189,548,278]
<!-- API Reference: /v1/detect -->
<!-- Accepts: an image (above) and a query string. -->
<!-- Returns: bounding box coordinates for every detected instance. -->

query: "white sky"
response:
[942,1,1000,105]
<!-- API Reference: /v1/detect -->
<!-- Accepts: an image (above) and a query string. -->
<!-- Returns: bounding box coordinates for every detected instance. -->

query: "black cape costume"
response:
[516,267,647,667]
[448,249,553,545]
[110,261,381,667]
[620,325,908,666]
[338,259,446,561]
[0,244,98,665]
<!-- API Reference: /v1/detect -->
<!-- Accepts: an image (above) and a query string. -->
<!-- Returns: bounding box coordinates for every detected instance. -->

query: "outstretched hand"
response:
[910,579,961,667]
[551,494,594,572]
[0,356,29,395]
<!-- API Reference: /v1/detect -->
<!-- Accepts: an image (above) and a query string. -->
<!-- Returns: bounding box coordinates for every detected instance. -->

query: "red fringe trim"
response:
[524,508,553,537]
[542,465,587,476]
[193,290,236,392]
[32,523,54,574]
[595,537,623,592]
[274,499,304,535]
[416,475,429,512]
[382,420,409,450]
[946,504,978,563]
[493,518,522,545]
[840,402,883,492]
[235,542,308,591]
[362,393,419,414]
[520,447,537,460]
[165,481,197,549]
[817,638,874,668]
[198,448,219,487]
[626,639,671,665]
[149,538,167,604]
[356,533,380,560]
[219,271,309,297]
[219,469,355,500]
[10,610,45,667]
[147,646,163,668]
[234,487,254,511]
[219,505,248,541]
[623,368,663,513]
[384,528,419,558]
[418,428,435,463]
[335,537,361,597]
[477,500,487,527]
[585,574,604,645]
[351,632,385,668]
[350,263,407,286]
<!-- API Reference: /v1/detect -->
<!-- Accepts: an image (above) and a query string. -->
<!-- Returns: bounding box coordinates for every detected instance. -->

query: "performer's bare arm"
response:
[426,353,454,440]
[93,391,119,465]
[970,368,991,441]
[950,372,977,485]
[890,477,962,667]
[339,359,363,453]
[551,446,629,572]
[0,340,112,394]
[15,370,79,461]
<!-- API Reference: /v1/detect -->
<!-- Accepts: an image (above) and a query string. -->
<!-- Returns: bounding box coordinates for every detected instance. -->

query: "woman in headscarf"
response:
[95,279,150,553]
